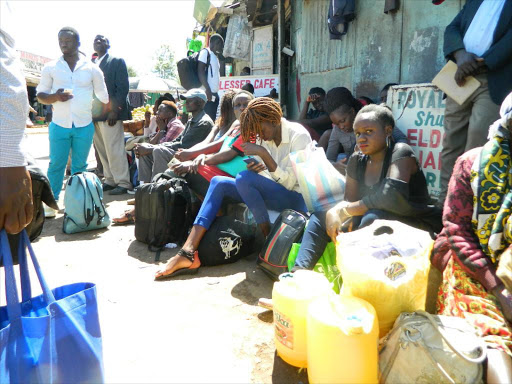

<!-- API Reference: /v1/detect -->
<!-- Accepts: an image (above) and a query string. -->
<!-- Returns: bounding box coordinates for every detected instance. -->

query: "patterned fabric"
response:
[433,148,503,292]
[470,129,512,264]
[160,117,185,144]
[437,256,512,356]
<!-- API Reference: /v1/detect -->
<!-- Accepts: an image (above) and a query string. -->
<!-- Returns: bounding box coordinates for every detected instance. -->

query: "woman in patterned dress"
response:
[433,92,512,383]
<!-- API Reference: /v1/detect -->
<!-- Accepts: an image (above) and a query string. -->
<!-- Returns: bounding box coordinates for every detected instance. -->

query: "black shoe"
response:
[109,186,129,195]
[102,183,116,192]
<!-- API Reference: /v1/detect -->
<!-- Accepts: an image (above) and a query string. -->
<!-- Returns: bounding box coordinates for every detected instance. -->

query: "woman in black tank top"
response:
[292,104,441,271]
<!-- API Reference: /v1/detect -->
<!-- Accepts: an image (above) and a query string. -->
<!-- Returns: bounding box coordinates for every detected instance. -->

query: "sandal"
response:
[154,249,201,281]
[112,210,135,226]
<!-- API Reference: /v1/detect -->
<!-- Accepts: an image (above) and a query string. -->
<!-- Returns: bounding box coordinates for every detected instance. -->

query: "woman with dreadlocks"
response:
[155,97,311,279]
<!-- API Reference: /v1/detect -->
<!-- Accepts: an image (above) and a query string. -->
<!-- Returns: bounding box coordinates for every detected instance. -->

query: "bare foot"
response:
[154,254,193,279]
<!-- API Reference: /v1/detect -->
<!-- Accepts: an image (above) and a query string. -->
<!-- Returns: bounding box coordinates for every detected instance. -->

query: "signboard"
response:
[389,84,446,199]
[218,74,279,99]
[251,25,273,75]
[19,51,52,73]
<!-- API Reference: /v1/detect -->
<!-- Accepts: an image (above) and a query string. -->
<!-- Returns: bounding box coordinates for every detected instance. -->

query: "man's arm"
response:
[482,27,512,71]
[0,29,33,233]
[298,99,310,120]
[443,4,466,60]
[91,64,109,104]
[108,58,130,125]
[197,49,212,101]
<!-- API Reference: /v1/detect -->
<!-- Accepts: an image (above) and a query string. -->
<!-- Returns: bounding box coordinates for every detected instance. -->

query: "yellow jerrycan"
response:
[307,295,379,384]
[272,270,331,368]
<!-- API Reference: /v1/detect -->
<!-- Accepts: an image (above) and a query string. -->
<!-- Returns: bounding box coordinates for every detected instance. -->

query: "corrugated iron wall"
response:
[288,0,463,118]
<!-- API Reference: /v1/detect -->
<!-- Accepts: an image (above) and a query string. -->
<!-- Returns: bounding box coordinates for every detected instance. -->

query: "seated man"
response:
[298,87,333,147]
[135,89,213,183]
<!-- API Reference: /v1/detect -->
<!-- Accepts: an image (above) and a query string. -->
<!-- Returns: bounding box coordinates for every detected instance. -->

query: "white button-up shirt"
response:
[37,56,109,128]
[258,118,312,193]
[463,0,506,57]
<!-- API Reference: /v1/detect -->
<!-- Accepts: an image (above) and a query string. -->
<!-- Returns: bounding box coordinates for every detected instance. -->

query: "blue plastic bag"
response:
[0,230,104,383]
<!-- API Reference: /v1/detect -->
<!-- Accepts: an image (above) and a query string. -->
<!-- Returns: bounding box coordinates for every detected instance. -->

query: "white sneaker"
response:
[44,204,56,218]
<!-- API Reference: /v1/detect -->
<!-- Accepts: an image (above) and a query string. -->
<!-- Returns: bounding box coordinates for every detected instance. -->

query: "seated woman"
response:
[325,87,407,175]
[171,90,255,198]
[174,89,239,162]
[154,97,312,280]
[292,104,441,271]
[432,94,512,383]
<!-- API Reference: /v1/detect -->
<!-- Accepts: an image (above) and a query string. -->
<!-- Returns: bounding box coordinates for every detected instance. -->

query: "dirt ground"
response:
[20,129,309,383]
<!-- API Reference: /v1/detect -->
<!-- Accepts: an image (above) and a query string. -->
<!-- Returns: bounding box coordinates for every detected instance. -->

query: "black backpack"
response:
[257,210,308,280]
[197,216,256,266]
[134,175,194,251]
[177,49,211,90]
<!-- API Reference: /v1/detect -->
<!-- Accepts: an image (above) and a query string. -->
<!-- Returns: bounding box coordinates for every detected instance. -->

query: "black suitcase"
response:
[257,210,308,280]
[134,175,193,251]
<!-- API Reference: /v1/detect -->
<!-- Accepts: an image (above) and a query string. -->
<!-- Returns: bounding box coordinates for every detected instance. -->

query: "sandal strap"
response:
[177,249,195,262]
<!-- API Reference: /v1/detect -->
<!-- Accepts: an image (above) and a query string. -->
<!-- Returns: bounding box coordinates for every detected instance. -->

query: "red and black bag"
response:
[257,210,308,280]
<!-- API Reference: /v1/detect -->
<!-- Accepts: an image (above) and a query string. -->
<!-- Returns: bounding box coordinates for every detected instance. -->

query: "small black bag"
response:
[177,49,211,90]
[257,210,308,280]
[197,216,255,266]
[5,155,58,266]
[134,175,193,251]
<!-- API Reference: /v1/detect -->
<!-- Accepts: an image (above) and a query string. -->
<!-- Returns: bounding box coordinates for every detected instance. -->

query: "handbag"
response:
[290,142,345,213]
[0,230,104,383]
[257,209,308,280]
[379,310,487,384]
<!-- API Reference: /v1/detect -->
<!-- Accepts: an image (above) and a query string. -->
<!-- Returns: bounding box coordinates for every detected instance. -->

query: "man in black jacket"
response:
[438,0,512,206]
[92,35,132,195]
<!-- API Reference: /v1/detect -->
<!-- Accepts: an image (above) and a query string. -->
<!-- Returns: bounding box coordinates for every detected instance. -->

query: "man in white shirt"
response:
[197,34,224,121]
[37,27,109,204]
[438,0,512,206]
[0,27,33,234]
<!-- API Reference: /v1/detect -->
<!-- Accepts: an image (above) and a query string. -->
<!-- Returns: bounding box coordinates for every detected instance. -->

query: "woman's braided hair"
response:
[240,97,283,142]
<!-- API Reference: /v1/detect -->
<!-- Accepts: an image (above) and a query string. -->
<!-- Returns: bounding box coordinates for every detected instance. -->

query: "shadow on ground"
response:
[272,352,309,384]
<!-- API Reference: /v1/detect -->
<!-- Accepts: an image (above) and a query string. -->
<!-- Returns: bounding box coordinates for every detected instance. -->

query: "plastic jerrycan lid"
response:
[330,296,375,336]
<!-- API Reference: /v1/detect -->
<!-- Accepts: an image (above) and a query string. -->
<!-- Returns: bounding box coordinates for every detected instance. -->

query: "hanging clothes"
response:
[327,0,356,40]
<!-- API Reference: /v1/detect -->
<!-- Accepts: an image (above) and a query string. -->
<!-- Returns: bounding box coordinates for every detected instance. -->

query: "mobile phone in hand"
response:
[243,157,259,165]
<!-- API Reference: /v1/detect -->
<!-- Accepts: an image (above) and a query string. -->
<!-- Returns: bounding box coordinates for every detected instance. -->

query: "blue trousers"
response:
[48,122,95,200]
[293,209,411,270]
[194,171,307,230]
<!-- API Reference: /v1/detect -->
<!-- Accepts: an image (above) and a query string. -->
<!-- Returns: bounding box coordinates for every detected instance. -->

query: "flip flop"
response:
[112,211,135,226]
[155,249,200,281]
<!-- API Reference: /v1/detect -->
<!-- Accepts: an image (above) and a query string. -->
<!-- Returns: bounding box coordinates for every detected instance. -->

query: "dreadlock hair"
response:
[324,87,363,115]
[216,89,237,131]
[240,97,282,142]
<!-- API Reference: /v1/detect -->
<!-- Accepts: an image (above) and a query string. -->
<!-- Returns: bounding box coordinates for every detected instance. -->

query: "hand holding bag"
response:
[0,230,104,383]
[379,310,487,384]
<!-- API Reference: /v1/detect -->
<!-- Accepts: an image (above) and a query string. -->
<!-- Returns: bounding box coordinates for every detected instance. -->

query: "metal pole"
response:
[277,0,285,110]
